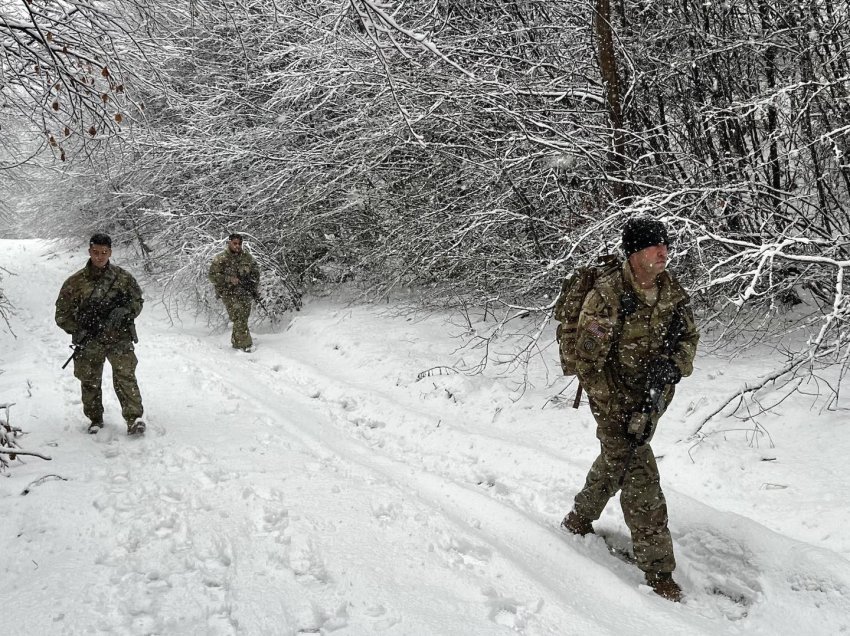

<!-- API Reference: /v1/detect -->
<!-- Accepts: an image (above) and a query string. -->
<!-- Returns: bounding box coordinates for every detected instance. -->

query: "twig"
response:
[21,474,67,496]
[0,448,53,460]
[681,357,806,440]
[687,425,773,462]
[416,366,458,381]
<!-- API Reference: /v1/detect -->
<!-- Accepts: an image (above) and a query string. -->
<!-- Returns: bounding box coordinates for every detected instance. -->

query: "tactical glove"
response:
[626,410,652,440]
[104,306,130,331]
[646,356,681,391]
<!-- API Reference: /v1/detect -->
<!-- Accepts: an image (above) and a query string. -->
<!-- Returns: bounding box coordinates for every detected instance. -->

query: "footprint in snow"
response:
[483,588,542,630]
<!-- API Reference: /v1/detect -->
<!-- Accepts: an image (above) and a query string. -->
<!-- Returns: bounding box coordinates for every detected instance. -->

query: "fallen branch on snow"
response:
[681,357,807,441]
[21,474,67,496]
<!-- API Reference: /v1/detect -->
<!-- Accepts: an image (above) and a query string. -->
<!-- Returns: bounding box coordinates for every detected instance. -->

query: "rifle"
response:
[618,308,686,488]
[62,330,95,369]
[251,290,275,321]
[60,292,133,369]
[237,276,277,323]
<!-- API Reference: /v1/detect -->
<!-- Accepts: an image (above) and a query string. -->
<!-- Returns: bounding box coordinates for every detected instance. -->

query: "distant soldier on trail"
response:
[55,233,146,435]
[560,217,699,602]
[208,233,260,351]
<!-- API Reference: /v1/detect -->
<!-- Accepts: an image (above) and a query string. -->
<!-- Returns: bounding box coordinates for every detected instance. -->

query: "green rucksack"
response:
[554,254,621,377]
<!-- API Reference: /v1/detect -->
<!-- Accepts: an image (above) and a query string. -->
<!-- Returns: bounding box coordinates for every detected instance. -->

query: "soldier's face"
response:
[88,244,111,269]
[630,243,668,278]
[228,238,243,254]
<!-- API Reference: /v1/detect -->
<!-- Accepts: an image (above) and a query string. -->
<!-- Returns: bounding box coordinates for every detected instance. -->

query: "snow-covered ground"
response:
[1,238,849,635]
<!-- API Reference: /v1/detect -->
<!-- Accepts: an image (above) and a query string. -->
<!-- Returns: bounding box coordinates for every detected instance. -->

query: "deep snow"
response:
[1,239,849,635]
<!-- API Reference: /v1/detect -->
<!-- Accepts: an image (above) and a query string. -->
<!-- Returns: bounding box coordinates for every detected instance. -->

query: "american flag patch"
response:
[586,321,607,339]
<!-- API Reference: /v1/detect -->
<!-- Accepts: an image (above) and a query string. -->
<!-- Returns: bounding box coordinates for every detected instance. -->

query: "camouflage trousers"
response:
[573,429,676,574]
[73,339,143,423]
[222,294,253,349]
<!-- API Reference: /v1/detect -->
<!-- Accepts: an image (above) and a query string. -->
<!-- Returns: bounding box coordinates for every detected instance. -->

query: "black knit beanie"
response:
[621,218,669,257]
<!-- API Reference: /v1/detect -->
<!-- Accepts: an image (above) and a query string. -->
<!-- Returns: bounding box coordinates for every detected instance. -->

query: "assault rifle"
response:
[62,329,96,369]
[61,294,134,369]
[253,292,275,321]
[618,308,687,488]
[237,277,277,322]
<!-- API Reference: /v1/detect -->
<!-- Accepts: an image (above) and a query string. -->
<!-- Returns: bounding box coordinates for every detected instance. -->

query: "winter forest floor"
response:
[1,239,849,635]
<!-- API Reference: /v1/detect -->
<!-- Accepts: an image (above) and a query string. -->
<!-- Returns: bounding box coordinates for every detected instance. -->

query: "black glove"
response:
[646,356,681,391]
[104,306,130,331]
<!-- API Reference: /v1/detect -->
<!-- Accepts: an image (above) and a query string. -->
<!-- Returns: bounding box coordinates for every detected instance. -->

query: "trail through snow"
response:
[1,239,849,635]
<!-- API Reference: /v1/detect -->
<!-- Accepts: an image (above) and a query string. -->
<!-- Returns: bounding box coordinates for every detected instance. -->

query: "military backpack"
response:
[554,254,621,377]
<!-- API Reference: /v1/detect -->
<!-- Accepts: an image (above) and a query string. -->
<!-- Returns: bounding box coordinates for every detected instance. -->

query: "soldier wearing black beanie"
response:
[560,213,699,603]
[621,218,670,257]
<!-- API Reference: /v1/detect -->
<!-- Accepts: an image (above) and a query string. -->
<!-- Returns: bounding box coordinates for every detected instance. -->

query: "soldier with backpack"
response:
[556,217,699,602]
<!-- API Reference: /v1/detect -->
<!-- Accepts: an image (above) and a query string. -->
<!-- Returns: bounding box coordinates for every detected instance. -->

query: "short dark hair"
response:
[89,233,112,248]
[228,233,243,242]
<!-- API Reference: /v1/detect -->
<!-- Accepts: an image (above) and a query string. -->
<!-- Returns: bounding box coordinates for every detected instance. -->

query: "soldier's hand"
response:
[104,306,130,331]
[646,356,681,390]
[627,411,651,439]
[72,329,87,345]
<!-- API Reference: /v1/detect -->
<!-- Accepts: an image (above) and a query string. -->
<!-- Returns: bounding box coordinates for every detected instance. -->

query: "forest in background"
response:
[2,0,850,407]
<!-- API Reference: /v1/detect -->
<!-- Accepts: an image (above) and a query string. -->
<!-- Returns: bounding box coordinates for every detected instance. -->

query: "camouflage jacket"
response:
[208,249,260,299]
[574,260,699,435]
[55,260,144,344]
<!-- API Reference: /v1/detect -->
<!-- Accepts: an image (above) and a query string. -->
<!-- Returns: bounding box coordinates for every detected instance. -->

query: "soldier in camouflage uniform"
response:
[208,233,260,351]
[55,234,146,435]
[561,218,699,602]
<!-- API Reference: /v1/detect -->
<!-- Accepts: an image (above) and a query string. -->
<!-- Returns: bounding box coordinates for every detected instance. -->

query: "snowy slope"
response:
[0,239,848,635]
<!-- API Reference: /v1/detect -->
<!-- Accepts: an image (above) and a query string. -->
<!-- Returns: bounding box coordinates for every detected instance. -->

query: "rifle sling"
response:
[572,384,583,409]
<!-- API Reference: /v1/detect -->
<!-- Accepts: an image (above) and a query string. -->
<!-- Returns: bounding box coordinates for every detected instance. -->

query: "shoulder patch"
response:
[586,320,607,339]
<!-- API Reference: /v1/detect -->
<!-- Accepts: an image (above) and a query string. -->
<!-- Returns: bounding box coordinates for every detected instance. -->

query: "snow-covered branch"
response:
[0,403,52,472]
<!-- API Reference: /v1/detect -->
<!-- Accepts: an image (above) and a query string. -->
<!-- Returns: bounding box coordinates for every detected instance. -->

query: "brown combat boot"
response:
[645,572,683,602]
[560,510,595,536]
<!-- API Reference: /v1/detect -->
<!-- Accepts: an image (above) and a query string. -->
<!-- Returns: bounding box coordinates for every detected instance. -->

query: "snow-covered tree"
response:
[0,0,177,164]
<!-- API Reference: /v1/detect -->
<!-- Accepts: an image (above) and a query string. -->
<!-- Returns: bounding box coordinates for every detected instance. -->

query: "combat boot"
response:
[560,510,595,536]
[87,419,103,434]
[645,572,683,602]
[126,418,146,436]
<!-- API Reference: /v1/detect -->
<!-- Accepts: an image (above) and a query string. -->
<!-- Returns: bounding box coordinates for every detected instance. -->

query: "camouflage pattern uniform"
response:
[572,260,699,575]
[55,261,145,425]
[208,249,260,350]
